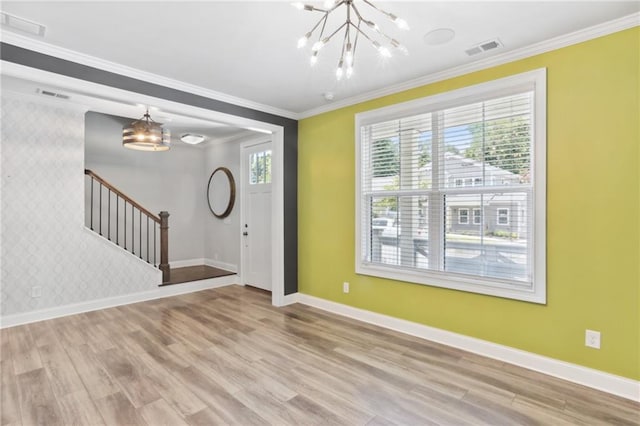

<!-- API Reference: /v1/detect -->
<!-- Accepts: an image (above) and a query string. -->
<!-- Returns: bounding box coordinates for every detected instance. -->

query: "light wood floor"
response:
[1,286,638,426]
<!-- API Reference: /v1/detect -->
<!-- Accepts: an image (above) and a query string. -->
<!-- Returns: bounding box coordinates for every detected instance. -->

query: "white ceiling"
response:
[1,1,638,117]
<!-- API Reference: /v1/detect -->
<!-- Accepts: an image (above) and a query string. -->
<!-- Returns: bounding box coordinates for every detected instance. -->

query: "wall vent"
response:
[36,89,71,100]
[0,12,46,37]
[466,38,503,56]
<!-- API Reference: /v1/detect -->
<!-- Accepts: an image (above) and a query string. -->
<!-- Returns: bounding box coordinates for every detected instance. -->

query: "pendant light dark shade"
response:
[122,109,170,151]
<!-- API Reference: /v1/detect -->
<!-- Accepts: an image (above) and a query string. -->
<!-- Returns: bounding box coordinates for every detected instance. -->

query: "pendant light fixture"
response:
[122,109,171,151]
[293,0,409,80]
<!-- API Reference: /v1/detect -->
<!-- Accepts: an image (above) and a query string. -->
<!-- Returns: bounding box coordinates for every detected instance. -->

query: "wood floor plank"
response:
[120,344,207,417]
[7,326,42,375]
[16,368,63,426]
[139,398,188,426]
[3,286,638,426]
[172,366,267,425]
[56,390,106,426]
[37,343,85,398]
[1,359,22,426]
[94,391,147,426]
[26,321,57,349]
[64,344,120,400]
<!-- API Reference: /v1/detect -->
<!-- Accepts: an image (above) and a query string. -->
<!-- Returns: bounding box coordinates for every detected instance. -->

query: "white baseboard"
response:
[170,258,207,268]
[281,293,299,306]
[0,275,239,329]
[292,293,639,402]
[203,258,238,273]
[169,258,238,273]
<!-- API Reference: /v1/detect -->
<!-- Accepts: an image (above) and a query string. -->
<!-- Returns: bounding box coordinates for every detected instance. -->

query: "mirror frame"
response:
[207,167,236,218]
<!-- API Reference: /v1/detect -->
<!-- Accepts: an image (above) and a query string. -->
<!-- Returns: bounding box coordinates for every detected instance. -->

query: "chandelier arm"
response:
[349,2,366,23]
[308,12,328,36]
[339,23,349,62]
[328,0,346,13]
[318,12,329,39]
[349,21,375,44]
[360,0,392,19]
[351,20,361,67]
[324,21,349,44]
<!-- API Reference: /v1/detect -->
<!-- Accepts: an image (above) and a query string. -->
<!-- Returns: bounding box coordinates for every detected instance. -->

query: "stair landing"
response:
[161,265,235,286]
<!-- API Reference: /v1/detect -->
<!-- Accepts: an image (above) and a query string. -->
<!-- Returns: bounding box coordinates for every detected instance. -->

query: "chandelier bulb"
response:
[298,33,311,48]
[312,38,328,52]
[346,66,354,79]
[323,0,335,8]
[390,14,409,30]
[336,67,344,80]
[378,46,392,58]
[310,52,319,66]
[365,20,380,32]
[292,2,304,10]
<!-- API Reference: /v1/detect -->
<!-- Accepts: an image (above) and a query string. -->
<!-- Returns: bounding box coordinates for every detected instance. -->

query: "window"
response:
[250,150,272,184]
[497,208,510,225]
[473,208,482,225]
[356,69,546,303]
[458,208,469,224]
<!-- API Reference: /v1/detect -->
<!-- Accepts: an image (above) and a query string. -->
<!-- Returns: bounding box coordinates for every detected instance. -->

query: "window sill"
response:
[356,262,546,304]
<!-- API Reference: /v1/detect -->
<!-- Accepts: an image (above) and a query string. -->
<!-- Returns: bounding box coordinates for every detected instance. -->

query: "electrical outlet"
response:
[585,329,601,349]
[31,286,42,298]
[343,282,350,293]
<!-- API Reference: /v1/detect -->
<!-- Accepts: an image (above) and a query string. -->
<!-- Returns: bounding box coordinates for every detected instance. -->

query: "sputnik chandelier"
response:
[293,0,409,80]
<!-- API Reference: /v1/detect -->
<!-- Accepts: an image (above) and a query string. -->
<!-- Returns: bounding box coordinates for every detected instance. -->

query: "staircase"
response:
[84,169,170,282]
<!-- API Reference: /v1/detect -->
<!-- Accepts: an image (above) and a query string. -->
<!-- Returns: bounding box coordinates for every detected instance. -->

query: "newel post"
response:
[159,211,170,283]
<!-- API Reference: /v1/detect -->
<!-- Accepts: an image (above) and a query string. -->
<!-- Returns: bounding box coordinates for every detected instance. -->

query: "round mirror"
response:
[207,167,236,218]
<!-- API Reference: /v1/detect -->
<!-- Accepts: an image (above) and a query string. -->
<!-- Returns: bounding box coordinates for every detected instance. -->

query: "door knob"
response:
[243,232,248,236]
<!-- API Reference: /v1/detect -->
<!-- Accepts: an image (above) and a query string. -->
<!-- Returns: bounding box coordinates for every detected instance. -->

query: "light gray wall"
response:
[84,112,207,263]
[1,95,160,318]
[203,140,241,271]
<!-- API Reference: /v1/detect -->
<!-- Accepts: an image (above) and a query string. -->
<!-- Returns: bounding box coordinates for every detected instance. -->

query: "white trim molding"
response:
[0,275,239,329]
[0,30,298,120]
[2,13,637,120]
[169,258,208,268]
[204,258,238,273]
[298,12,640,118]
[293,293,640,402]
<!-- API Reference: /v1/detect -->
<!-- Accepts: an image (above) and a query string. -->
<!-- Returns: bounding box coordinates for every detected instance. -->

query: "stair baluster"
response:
[84,169,170,282]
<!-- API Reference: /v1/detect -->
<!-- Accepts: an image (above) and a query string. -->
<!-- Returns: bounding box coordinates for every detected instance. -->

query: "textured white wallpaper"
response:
[0,95,160,318]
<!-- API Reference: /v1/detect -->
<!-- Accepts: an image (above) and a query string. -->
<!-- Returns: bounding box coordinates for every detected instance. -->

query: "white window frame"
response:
[458,208,469,225]
[497,208,510,226]
[473,208,482,225]
[355,69,546,304]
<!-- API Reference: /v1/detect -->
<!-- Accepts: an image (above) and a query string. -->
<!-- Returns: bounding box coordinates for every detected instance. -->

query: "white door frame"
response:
[239,136,284,306]
[0,60,287,307]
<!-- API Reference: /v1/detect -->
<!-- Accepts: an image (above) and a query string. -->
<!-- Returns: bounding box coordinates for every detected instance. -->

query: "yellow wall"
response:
[298,28,639,380]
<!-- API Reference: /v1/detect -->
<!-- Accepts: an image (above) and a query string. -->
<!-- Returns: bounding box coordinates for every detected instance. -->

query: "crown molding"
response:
[1,12,637,121]
[298,12,640,119]
[0,29,299,120]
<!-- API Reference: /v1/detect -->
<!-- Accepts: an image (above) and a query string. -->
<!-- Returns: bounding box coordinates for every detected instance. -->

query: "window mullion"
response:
[429,111,444,271]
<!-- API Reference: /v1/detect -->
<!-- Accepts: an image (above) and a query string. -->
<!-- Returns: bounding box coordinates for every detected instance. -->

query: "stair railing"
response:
[84,169,170,282]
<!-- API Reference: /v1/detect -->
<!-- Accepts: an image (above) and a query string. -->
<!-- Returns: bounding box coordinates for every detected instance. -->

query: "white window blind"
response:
[356,70,546,303]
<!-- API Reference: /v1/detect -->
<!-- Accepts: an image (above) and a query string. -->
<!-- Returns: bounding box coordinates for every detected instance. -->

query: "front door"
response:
[242,141,272,291]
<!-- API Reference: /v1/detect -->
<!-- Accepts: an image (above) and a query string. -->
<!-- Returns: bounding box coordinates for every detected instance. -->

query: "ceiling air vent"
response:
[0,12,46,37]
[465,38,503,56]
[36,89,71,100]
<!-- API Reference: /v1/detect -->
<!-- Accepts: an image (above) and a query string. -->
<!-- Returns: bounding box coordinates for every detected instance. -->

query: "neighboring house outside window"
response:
[473,208,482,225]
[497,208,510,225]
[458,208,469,224]
[356,69,546,303]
